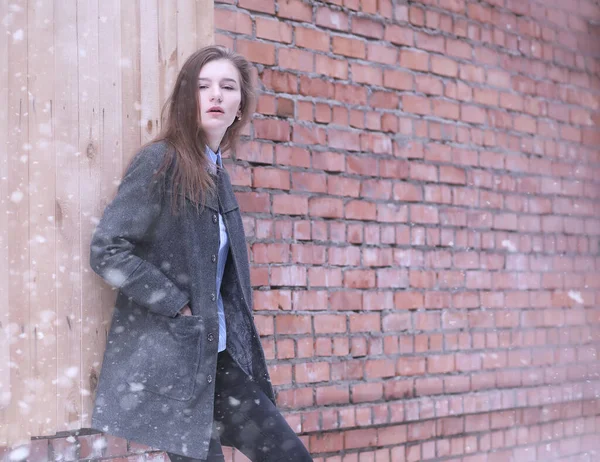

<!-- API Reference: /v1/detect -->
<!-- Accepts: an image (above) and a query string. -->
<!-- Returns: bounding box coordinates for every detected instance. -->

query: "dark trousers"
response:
[168,350,313,462]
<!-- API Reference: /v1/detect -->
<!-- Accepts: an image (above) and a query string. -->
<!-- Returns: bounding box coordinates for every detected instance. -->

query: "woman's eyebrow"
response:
[198,77,238,85]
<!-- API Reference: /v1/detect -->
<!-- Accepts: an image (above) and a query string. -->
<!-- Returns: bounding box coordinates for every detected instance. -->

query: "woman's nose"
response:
[210,86,222,102]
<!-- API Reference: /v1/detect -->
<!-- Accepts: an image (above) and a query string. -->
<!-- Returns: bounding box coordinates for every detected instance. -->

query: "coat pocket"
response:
[127,312,203,401]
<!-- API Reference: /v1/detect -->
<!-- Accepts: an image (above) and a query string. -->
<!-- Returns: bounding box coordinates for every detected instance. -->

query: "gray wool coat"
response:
[89,141,274,460]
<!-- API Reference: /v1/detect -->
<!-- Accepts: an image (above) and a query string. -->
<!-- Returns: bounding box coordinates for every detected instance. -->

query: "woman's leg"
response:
[213,351,313,462]
[166,421,224,462]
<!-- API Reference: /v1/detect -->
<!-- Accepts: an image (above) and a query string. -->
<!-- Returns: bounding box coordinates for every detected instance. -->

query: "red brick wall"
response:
[215,0,600,460]
[7,0,600,461]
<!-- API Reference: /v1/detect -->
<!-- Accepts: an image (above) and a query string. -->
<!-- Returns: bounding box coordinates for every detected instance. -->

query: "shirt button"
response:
[208,333,214,342]
[212,214,218,224]
[211,255,216,263]
[207,375,213,383]
[210,293,216,301]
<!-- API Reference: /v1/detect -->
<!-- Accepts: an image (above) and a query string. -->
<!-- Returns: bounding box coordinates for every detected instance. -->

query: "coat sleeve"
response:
[89,142,188,318]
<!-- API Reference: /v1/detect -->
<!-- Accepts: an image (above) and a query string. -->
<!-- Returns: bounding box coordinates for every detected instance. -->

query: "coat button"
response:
[211,255,216,263]
[207,375,213,383]
[210,293,216,301]
[212,214,218,224]
[208,333,214,342]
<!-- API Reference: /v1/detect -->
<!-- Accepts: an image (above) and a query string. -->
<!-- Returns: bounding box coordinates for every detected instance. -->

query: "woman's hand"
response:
[178,305,192,317]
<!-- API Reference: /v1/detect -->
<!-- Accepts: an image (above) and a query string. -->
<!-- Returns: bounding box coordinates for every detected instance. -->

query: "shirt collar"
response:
[205,145,222,168]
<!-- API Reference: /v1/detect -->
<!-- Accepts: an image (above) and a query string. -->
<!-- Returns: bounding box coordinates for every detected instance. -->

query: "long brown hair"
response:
[155,46,256,211]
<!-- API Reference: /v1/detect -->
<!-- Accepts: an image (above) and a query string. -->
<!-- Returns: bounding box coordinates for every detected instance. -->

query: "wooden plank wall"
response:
[0,0,214,446]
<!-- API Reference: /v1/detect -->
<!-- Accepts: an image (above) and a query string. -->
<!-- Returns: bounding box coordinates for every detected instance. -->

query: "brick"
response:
[431,55,458,77]
[368,43,398,64]
[272,194,308,215]
[253,167,290,190]
[236,39,275,65]
[309,197,344,218]
[269,363,292,385]
[254,290,292,311]
[300,75,334,99]
[344,429,378,450]
[352,16,384,38]
[332,36,365,58]
[352,382,384,402]
[293,124,326,145]
[330,291,363,311]
[256,17,292,43]
[384,24,414,46]
[328,128,360,151]
[352,63,383,86]
[252,243,290,264]
[260,69,298,93]
[400,49,429,71]
[278,48,314,72]
[278,0,312,21]
[49,438,79,461]
[316,54,348,79]
[238,0,275,14]
[310,432,344,453]
[314,314,347,334]
[215,9,252,34]
[316,7,349,31]
[416,31,445,53]
[295,26,330,51]
[296,362,330,383]
[276,314,311,334]
[461,105,486,124]
[236,191,270,213]
[276,145,310,167]
[383,69,413,90]
[349,311,380,332]
[316,385,350,406]
[254,119,290,141]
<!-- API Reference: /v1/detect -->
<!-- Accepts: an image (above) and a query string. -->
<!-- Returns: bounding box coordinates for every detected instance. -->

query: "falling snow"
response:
[8,446,29,462]
[568,290,584,304]
[12,28,23,42]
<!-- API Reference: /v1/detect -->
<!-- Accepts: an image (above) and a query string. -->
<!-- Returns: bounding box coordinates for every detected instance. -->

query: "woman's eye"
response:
[222,86,234,90]
[198,85,208,89]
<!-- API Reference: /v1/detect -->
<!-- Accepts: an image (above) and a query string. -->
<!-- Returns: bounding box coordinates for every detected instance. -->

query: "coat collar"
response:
[203,163,238,214]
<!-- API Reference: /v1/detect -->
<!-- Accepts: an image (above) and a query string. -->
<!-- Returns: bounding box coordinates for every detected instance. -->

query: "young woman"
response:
[90,46,313,462]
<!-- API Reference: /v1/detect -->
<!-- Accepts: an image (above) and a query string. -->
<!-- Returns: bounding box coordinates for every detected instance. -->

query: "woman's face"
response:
[197,59,242,142]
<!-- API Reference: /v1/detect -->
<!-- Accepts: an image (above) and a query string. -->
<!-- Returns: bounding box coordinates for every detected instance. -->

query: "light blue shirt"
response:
[206,146,229,352]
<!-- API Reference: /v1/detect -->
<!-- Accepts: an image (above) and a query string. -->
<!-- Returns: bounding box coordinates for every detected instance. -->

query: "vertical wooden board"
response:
[158,0,178,107]
[83,0,125,426]
[0,0,10,446]
[196,0,214,49]
[120,0,141,165]
[54,0,82,432]
[177,0,197,67]
[4,0,31,445]
[77,0,102,428]
[27,0,57,437]
[140,0,160,144]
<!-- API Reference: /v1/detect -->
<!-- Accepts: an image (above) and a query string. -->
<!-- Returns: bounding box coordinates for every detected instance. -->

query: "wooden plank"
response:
[120,0,141,164]
[159,0,178,106]
[77,0,103,429]
[54,0,82,432]
[140,0,160,143]
[177,0,197,66]
[83,0,125,425]
[4,0,31,445]
[27,0,57,437]
[197,0,214,48]
[0,0,11,445]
